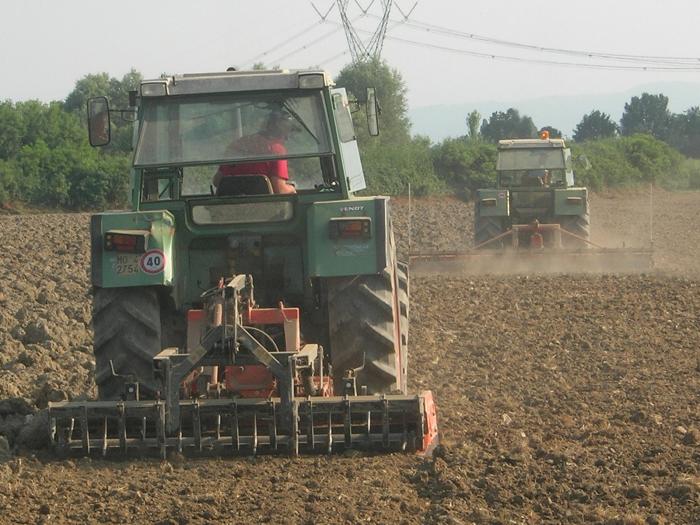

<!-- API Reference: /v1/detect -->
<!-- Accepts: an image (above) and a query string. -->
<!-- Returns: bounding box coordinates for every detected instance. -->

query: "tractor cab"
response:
[496,134,575,191]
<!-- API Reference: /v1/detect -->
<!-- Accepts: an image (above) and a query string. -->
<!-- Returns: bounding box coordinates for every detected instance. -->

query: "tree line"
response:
[464,92,700,158]
[0,71,141,210]
[0,62,698,210]
[338,60,700,196]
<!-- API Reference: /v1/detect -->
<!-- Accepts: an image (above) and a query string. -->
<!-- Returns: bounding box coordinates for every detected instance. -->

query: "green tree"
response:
[571,134,683,190]
[335,58,411,146]
[668,106,700,158]
[620,93,671,139]
[480,108,537,142]
[0,101,26,159]
[64,70,142,114]
[64,73,112,114]
[573,110,618,142]
[0,94,131,210]
[431,139,497,195]
[466,110,481,141]
[64,70,142,153]
[360,136,445,195]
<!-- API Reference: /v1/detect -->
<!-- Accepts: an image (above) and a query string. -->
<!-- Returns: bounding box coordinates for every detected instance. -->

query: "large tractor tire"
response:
[93,287,162,400]
[559,212,591,248]
[327,261,408,395]
[474,215,503,248]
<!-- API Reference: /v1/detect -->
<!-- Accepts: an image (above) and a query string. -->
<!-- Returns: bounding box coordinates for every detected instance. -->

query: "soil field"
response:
[0,190,698,524]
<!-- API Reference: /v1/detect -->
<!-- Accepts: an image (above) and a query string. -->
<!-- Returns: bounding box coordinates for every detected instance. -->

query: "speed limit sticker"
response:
[139,249,166,274]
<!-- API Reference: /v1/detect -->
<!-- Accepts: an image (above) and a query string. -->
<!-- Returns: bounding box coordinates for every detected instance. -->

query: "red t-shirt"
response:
[218,133,289,180]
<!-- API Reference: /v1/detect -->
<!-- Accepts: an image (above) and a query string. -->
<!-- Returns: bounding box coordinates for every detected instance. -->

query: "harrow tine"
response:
[344,398,351,448]
[101,417,108,457]
[118,404,127,454]
[193,401,202,452]
[401,410,408,451]
[157,403,166,460]
[291,401,299,456]
[80,406,90,454]
[382,396,390,449]
[307,400,315,451]
[326,409,333,454]
[269,401,277,451]
[49,415,57,446]
[232,405,240,452]
[365,408,371,446]
[256,411,261,455]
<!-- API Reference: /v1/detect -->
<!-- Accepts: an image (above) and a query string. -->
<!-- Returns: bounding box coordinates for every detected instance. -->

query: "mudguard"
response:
[306,197,388,277]
[91,210,175,288]
[554,188,588,216]
[475,188,510,217]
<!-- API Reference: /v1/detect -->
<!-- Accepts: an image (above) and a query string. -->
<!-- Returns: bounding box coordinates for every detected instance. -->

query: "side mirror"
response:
[366,87,379,137]
[87,97,111,147]
[576,154,591,170]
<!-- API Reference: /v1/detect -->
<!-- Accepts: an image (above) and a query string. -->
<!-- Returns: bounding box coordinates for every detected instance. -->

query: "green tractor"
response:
[49,69,437,456]
[474,133,590,249]
[409,133,652,275]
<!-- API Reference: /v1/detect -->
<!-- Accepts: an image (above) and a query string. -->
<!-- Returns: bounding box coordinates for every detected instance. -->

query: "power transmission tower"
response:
[338,0,392,63]
[312,1,417,63]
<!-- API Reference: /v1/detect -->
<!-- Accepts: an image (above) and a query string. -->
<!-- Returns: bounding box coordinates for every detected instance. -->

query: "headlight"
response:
[298,73,325,89]
[141,81,168,97]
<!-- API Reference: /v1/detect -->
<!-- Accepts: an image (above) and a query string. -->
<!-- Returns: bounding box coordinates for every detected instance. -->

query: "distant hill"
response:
[409,82,700,142]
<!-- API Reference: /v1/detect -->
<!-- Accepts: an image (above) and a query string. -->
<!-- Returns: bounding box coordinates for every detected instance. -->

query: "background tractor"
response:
[474,132,590,249]
[408,132,652,275]
[48,69,437,456]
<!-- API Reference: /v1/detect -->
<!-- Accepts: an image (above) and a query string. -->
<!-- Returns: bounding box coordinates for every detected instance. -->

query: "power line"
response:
[240,20,329,68]
[265,24,347,66]
[379,33,700,71]
[367,14,700,66]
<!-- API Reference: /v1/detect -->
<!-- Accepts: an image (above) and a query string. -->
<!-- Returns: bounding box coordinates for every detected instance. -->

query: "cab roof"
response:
[140,69,333,97]
[498,138,567,149]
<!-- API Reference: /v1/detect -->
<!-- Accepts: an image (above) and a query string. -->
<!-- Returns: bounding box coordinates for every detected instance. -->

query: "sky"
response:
[2,0,700,112]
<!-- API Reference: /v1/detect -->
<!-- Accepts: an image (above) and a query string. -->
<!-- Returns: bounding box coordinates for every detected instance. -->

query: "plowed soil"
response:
[0,190,698,524]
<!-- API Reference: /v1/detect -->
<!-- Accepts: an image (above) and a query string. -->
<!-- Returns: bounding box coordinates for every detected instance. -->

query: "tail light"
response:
[530,232,544,249]
[104,231,148,253]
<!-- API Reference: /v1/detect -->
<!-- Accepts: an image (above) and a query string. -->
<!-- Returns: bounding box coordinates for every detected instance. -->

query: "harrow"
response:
[48,275,438,457]
[410,220,653,276]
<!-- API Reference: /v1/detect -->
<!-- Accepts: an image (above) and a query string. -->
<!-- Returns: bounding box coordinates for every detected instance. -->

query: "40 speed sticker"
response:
[139,249,166,274]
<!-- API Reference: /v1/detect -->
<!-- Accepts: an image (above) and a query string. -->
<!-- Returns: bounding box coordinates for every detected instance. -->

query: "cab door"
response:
[330,88,366,193]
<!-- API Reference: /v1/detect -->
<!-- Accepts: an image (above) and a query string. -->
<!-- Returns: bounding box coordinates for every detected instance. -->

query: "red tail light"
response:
[530,232,544,249]
[104,232,148,253]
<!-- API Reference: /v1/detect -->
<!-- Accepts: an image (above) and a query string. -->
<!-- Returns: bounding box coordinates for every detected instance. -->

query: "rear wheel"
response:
[327,261,407,395]
[93,287,163,400]
[474,215,503,248]
[559,212,591,248]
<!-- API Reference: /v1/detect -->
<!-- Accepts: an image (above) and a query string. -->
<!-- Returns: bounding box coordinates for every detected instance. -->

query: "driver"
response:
[213,110,296,194]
